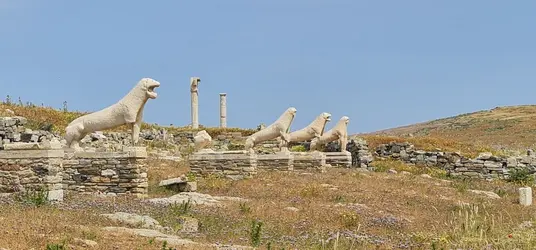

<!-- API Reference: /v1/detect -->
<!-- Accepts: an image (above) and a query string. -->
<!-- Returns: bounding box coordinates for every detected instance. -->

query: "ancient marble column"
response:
[190,77,200,129]
[219,93,227,128]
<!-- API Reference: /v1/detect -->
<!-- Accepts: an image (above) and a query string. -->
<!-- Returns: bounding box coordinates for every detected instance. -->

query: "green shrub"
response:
[46,242,66,250]
[507,168,535,186]
[290,145,307,152]
[239,202,251,214]
[169,199,192,216]
[250,219,263,247]
[16,188,49,207]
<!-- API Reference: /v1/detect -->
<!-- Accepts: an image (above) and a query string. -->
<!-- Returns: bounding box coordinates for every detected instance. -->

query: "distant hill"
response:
[358,105,536,153]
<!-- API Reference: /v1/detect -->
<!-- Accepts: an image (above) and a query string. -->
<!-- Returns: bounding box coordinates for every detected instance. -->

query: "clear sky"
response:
[1,1,535,134]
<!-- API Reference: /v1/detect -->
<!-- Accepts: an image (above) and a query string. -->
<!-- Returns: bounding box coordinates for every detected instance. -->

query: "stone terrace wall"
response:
[319,138,373,168]
[376,142,536,179]
[62,147,148,197]
[0,145,148,199]
[0,117,58,149]
[0,149,64,201]
[188,150,257,180]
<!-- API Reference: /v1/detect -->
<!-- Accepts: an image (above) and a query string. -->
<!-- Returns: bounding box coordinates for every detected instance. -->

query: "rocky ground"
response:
[2,158,536,249]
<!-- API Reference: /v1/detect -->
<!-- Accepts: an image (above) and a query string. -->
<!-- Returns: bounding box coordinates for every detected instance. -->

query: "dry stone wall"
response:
[0,149,64,201]
[0,144,148,199]
[376,142,536,179]
[0,117,58,149]
[188,150,257,180]
[62,147,148,197]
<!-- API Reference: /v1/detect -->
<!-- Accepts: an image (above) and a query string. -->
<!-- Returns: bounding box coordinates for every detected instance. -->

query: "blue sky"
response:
[1,1,535,134]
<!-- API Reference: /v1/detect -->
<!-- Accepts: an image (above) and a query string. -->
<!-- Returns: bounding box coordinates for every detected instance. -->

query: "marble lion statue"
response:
[65,78,160,150]
[310,116,350,152]
[280,112,331,148]
[244,107,297,153]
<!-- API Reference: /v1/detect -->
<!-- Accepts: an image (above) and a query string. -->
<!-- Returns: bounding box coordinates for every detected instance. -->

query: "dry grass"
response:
[0,204,167,249]
[362,105,536,152]
[2,159,536,249]
[192,168,536,249]
[147,159,191,197]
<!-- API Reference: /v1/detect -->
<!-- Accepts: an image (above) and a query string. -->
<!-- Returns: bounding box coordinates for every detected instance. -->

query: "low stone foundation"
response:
[291,151,325,171]
[188,150,357,179]
[325,151,352,168]
[62,147,148,197]
[188,150,257,179]
[376,141,536,179]
[0,146,149,200]
[0,148,64,201]
[257,151,294,171]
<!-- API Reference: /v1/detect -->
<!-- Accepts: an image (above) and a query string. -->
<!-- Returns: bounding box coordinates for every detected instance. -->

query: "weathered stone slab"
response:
[159,177,197,192]
[257,151,293,171]
[3,142,41,150]
[291,151,325,170]
[325,151,351,168]
[0,149,64,159]
[70,146,147,159]
[188,150,257,179]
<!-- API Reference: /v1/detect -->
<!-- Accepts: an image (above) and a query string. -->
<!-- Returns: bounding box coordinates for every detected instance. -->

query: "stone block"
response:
[158,177,196,192]
[101,169,117,177]
[291,151,325,170]
[47,189,64,202]
[519,187,532,206]
[177,216,199,233]
[257,151,293,170]
[325,151,351,168]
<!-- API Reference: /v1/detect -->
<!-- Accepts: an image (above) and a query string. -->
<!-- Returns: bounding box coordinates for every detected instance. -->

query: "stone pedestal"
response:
[188,150,257,179]
[63,146,148,197]
[519,187,532,206]
[0,148,64,201]
[257,151,293,171]
[325,151,352,168]
[292,151,326,171]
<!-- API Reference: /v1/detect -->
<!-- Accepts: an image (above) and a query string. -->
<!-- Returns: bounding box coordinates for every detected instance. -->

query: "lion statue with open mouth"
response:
[65,78,160,151]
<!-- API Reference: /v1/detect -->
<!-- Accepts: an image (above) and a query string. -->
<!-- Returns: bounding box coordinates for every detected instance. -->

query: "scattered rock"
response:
[177,216,199,233]
[103,227,194,246]
[469,190,501,199]
[73,238,98,248]
[320,184,337,189]
[148,192,247,206]
[420,174,432,179]
[90,132,107,140]
[519,221,533,229]
[4,109,15,115]
[477,152,493,160]
[284,207,300,212]
[101,212,162,230]
[101,169,117,177]
[388,169,398,174]
[159,176,197,192]
[400,171,411,175]
[103,227,252,249]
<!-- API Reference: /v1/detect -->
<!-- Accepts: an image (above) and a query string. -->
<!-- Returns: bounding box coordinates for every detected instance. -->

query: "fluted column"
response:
[190,77,200,129]
[219,93,227,128]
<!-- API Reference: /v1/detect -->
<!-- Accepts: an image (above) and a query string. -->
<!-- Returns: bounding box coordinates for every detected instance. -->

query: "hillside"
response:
[360,105,536,152]
[0,103,256,137]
